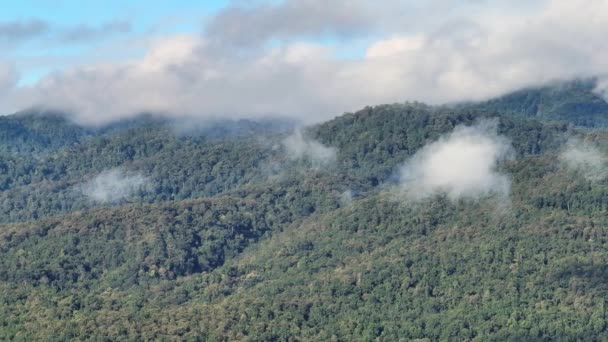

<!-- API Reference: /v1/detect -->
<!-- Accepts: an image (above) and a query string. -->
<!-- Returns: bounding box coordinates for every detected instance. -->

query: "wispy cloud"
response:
[283,129,336,168]
[0,19,49,43]
[60,20,132,43]
[79,168,151,203]
[339,189,354,206]
[560,138,607,181]
[399,119,513,201]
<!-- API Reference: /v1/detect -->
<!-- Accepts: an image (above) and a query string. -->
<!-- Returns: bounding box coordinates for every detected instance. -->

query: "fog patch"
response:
[399,119,513,201]
[339,189,354,206]
[283,129,336,168]
[560,138,607,181]
[594,77,608,100]
[80,168,150,203]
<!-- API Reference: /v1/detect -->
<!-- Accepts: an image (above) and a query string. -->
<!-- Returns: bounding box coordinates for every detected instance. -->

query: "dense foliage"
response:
[1,81,608,340]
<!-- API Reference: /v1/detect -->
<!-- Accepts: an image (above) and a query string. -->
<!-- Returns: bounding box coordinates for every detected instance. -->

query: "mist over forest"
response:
[3,0,608,340]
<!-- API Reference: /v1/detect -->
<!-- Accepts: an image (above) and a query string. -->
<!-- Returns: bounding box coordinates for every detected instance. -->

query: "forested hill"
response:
[471,78,608,128]
[0,111,90,154]
[1,82,608,340]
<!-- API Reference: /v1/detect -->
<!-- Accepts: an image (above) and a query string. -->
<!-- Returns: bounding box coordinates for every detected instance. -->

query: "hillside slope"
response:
[1,85,608,340]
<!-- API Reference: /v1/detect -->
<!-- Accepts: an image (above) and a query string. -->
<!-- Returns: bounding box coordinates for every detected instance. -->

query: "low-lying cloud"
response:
[80,168,150,203]
[399,119,513,201]
[559,138,607,181]
[283,129,336,168]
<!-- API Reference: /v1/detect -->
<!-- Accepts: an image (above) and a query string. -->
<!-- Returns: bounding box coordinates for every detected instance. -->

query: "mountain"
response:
[472,79,608,128]
[0,111,90,154]
[1,83,608,340]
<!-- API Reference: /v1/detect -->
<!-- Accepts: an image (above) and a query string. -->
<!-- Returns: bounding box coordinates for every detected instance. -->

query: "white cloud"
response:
[560,138,607,181]
[399,119,513,201]
[283,129,336,167]
[4,0,608,125]
[80,168,150,203]
[365,36,426,58]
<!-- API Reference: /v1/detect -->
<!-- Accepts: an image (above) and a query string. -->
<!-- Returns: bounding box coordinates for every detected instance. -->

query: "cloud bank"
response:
[560,138,607,181]
[283,129,336,167]
[80,168,150,203]
[399,119,513,201]
[2,0,608,125]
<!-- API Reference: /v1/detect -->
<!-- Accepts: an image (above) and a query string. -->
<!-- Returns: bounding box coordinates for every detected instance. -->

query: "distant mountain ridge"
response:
[0,111,90,154]
[471,78,608,128]
[2,78,606,156]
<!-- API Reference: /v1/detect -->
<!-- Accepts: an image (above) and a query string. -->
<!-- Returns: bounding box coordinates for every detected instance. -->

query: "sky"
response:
[1,0,607,125]
[2,0,228,83]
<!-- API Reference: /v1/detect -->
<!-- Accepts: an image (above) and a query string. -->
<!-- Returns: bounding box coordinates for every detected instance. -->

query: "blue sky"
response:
[3,0,230,84]
[4,0,372,85]
[1,0,228,29]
